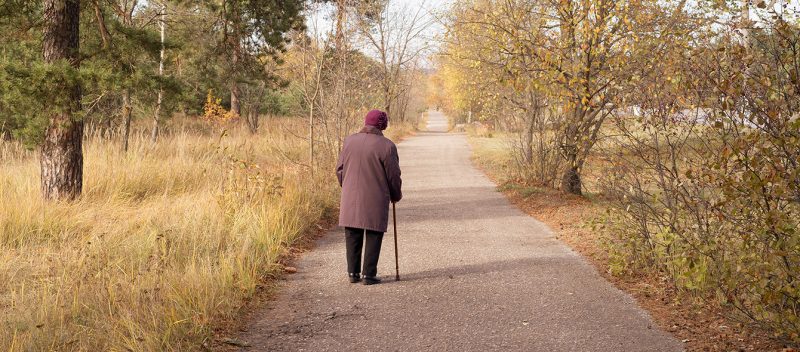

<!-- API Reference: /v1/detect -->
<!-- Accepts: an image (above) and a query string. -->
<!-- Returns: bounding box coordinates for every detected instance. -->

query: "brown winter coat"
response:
[336,126,403,233]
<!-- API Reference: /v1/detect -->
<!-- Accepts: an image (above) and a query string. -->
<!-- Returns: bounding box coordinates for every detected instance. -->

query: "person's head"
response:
[365,109,388,130]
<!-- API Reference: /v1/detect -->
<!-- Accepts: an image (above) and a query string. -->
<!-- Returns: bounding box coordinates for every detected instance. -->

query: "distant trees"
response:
[0,0,307,200]
[77,1,171,149]
[356,0,430,123]
[0,0,427,201]
[282,0,429,170]
[218,0,304,117]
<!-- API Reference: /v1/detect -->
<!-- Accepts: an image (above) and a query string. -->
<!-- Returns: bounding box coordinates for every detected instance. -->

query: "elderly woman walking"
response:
[336,109,403,285]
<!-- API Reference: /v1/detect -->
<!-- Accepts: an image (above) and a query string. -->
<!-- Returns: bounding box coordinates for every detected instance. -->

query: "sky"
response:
[306,0,452,67]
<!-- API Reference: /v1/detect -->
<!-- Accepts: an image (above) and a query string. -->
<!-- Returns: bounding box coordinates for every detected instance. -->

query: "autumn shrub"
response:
[510,128,562,189]
[0,119,339,351]
[601,23,800,341]
[203,90,239,126]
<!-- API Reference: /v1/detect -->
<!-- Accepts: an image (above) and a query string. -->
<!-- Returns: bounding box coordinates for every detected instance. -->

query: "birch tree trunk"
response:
[119,5,135,152]
[230,48,241,115]
[152,2,166,143]
[229,2,241,116]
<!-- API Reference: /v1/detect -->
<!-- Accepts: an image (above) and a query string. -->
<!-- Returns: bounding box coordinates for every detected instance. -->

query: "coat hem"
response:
[338,222,387,234]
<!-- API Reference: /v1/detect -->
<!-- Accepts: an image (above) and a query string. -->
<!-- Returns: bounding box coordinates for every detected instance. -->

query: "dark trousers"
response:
[345,227,384,277]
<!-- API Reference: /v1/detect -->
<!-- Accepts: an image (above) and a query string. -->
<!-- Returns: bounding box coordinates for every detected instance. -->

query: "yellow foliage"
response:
[203,90,239,125]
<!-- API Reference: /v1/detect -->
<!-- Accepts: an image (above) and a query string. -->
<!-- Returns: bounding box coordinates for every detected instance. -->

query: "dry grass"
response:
[0,118,344,351]
[384,120,418,142]
[466,131,511,179]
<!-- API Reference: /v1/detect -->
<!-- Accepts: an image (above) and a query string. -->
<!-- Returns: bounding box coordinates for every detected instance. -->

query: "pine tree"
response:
[40,0,83,200]
[219,0,305,116]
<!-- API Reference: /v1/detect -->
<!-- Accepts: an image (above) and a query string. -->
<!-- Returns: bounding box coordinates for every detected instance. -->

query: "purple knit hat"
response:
[365,109,388,130]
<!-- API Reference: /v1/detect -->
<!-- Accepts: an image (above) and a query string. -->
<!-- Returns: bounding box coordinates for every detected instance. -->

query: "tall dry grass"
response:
[383,120,417,142]
[0,118,341,351]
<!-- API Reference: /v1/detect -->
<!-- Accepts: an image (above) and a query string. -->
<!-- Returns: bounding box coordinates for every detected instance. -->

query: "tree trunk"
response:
[150,114,159,143]
[383,79,392,121]
[740,0,750,43]
[561,166,582,195]
[245,81,266,134]
[229,5,242,117]
[561,149,582,195]
[246,110,259,134]
[309,101,315,177]
[523,109,535,165]
[41,0,83,200]
[1,122,11,141]
[230,82,241,116]
[333,0,348,144]
[557,0,580,195]
[152,1,166,144]
[121,89,132,152]
[561,105,582,195]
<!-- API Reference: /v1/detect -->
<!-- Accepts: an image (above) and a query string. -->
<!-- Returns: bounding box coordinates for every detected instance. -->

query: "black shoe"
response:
[348,273,361,283]
[363,276,381,285]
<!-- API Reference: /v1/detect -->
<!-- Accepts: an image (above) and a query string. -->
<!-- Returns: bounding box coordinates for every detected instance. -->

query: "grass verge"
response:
[0,119,340,351]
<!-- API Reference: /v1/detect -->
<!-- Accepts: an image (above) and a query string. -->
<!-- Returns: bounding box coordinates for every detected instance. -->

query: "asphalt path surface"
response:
[238,111,682,351]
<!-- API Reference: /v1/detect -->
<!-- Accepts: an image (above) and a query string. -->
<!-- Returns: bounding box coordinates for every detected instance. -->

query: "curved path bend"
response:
[238,111,682,352]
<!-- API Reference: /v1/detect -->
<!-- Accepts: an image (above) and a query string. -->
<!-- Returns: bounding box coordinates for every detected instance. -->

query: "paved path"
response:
[239,111,682,351]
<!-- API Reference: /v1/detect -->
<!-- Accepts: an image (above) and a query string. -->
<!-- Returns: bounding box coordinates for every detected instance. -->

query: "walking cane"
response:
[393,202,400,281]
